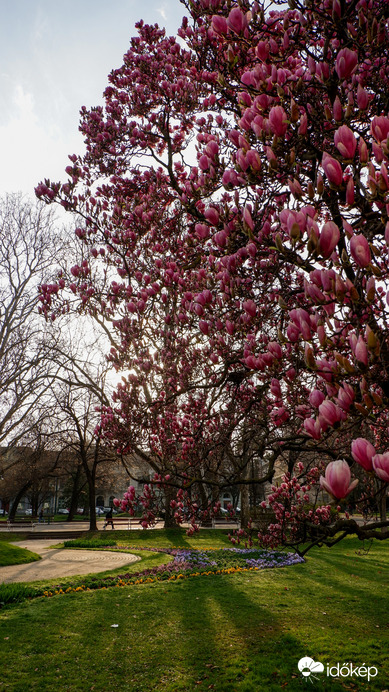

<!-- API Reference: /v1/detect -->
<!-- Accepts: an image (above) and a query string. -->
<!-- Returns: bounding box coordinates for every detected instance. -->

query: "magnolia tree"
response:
[37,0,389,550]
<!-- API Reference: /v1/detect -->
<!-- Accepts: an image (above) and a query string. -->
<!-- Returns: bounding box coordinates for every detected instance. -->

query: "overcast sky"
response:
[0,0,183,198]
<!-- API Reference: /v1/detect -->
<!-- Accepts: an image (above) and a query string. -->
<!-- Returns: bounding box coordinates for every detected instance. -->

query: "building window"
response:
[222,492,233,509]
[96,495,104,507]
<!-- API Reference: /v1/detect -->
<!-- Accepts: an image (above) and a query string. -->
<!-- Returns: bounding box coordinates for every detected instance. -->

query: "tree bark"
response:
[9,482,31,521]
[239,481,250,529]
[67,465,83,522]
[380,481,388,536]
[163,485,178,528]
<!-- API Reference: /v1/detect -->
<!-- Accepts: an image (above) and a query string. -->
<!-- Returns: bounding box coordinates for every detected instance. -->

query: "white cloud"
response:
[0,82,83,197]
[157,5,168,21]
[0,0,184,198]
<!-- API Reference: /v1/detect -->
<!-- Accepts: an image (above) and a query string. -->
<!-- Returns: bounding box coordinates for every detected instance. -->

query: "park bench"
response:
[102,516,139,530]
[6,519,37,531]
[6,515,55,530]
[210,517,240,528]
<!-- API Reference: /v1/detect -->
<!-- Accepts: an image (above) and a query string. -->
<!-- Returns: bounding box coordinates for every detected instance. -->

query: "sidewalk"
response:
[0,520,92,534]
[0,520,167,534]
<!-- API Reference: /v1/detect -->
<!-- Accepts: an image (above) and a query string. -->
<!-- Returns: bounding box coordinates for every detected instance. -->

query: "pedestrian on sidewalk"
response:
[103,508,114,530]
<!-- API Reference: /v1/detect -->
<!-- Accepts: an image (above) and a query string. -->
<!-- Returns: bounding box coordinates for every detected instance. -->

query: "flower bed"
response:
[0,546,304,607]
[38,546,304,599]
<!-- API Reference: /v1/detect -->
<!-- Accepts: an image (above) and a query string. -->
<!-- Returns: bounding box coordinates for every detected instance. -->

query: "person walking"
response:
[104,508,114,530]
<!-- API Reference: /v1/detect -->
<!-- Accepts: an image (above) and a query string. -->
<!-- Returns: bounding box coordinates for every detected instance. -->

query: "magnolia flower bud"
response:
[352,438,376,471]
[268,105,288,137]
[319,221,340,258]
[335,48,358,79]
[322,152,343,187]
[334,125,357,160]
[349,234,371,268]
[372,453,389,483]
[320,460,358,499]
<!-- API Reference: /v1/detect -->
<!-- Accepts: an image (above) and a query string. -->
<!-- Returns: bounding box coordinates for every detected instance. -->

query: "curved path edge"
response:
[0,540,140,584]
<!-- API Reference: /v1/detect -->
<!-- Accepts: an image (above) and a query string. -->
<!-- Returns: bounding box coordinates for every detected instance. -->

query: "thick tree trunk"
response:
[9,482,31,521]
[67,466,83,522]
[239,482,250,529]
[163,485,178,528]
[380,481,388,535]
[88,478,97,531]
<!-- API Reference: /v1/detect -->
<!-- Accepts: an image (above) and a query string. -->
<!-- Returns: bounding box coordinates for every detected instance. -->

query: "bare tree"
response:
[0,423,62,520]
[48,346,119,530]
[0,193,64,445]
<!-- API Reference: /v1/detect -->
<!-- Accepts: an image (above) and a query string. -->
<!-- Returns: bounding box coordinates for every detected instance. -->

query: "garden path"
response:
[0,540,139,584]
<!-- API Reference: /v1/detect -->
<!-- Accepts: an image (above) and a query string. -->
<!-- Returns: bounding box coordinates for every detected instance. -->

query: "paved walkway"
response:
[0,540,140,584]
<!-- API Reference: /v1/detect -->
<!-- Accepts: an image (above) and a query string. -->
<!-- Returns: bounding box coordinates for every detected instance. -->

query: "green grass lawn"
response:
[0,541,41,566]
[0,530,388,691]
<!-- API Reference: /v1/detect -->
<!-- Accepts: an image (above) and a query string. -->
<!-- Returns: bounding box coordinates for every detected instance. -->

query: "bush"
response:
[63,538,117,548]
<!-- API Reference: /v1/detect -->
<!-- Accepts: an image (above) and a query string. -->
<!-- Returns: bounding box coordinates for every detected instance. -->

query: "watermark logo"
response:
[297,657,378,683]
[298,657,324,682]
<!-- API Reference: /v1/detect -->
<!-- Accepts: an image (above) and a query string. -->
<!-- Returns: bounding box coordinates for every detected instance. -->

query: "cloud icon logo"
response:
[298,657,324,678]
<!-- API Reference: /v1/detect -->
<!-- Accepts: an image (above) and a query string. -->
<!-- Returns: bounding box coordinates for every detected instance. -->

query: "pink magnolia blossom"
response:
[372,453,389,483]
[225,319,235,335]
[357,84,369,110]
[214,230,228,247]
[303,417,321,439]
[318,399,342,427]
[268,106,288,137]
[334,125,357,160]
[354,336,368,366]
[289,308,312,340]
[321,152,343,187]
[371,116,389,144]
[346,177,355,205]
[211,15,228,35]
[335,48,358,79]
[318,221,340,258]
[298,112,308,135]
[349,234,371,268]
[243,299,256,318]
[336,384,354,411]
[198,154,210,171]
[270,378,282,398]
[333,96,343,121]
[351,438,376,471]
[309,389,325,408]
[268,341,282,359]
[243,205,254,231]
[195,223,210,239]
[246,149,262,172]
[199,320,209,335]
[358,137,369,163]
[204,207,219,226]
[320,460,358,499]
[227,7,247,34]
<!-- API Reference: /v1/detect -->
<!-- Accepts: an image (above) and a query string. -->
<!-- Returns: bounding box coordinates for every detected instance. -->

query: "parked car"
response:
[96,506,117,515]
[24,509,33,515]
[58,508,69,514]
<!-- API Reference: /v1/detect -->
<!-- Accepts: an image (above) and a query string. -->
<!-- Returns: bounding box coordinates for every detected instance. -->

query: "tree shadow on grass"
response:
[112,527,192,548]
[1,566,381,692]
[301,542,389,620]
[160,573,319,692]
